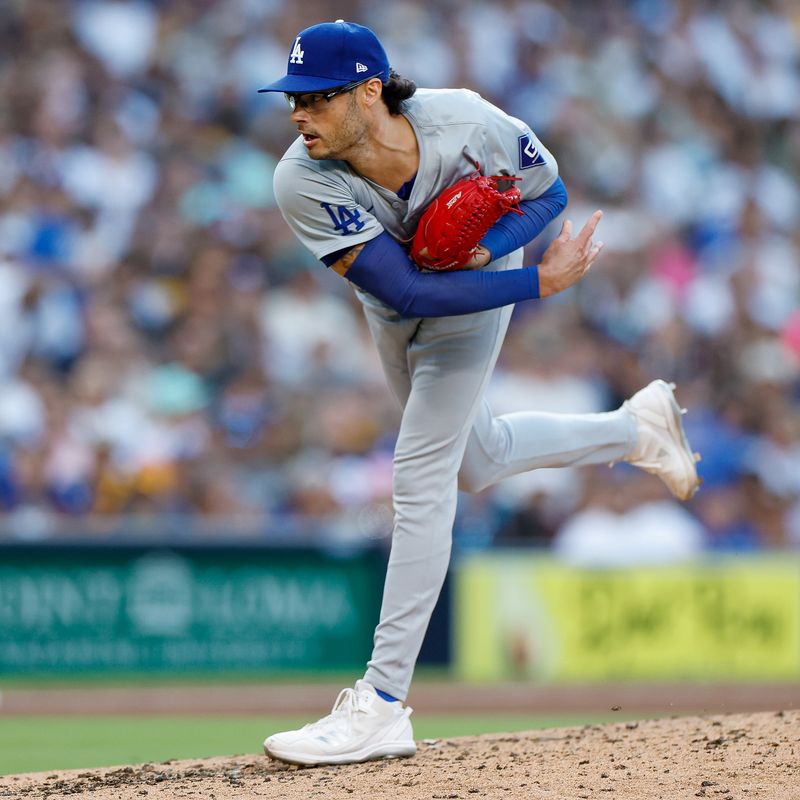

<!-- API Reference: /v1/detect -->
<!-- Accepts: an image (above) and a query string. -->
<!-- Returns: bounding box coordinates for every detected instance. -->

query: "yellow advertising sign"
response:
[455,555,800,681]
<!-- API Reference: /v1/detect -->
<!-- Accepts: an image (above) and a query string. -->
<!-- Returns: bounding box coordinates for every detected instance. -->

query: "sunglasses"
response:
[284,75,378,112]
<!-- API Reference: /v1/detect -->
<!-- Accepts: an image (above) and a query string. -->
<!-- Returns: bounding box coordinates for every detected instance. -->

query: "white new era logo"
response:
[289,36,304,64]
[356,62,368,73]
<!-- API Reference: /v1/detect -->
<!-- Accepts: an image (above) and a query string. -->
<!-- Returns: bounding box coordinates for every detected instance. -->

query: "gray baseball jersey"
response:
[272,87,636,701]
[273,88,559,265]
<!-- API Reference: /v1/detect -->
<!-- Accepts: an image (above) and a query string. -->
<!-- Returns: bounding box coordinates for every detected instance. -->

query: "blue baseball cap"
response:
[258,20,390,95]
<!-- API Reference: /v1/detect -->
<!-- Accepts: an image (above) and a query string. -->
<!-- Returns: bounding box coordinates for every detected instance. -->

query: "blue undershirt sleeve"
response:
[479,176,567,262]
[344,232,540,318]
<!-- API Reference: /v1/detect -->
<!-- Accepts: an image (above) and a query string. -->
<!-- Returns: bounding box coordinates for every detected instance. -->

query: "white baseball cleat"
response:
[263,680,416,766]
[621,379,702,501]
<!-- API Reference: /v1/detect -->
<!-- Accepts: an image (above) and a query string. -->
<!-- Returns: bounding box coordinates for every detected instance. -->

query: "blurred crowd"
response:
[0,0,798,556]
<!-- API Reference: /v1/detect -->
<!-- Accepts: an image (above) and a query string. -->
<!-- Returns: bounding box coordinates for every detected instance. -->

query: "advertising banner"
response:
[0,544,384,674]
[455,555,800,681]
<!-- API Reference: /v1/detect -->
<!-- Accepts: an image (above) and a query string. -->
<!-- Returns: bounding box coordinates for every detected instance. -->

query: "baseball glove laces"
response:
[411,163,524,271]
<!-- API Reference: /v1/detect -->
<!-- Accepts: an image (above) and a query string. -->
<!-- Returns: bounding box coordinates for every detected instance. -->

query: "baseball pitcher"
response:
[257,20,701,766]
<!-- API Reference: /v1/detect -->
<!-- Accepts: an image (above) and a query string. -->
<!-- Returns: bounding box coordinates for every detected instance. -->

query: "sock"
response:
[375,688,399,703]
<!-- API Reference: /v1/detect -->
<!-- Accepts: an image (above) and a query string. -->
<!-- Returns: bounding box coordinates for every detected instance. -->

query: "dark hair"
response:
[381,69,416,115]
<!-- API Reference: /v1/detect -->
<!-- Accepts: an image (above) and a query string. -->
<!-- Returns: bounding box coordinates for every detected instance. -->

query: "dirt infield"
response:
[2,710,798,799]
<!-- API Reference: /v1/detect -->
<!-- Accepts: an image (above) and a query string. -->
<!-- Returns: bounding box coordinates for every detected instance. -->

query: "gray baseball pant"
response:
[356,256,636,701]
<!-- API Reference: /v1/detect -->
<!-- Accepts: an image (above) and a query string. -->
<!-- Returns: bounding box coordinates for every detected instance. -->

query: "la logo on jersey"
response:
[321,202,365,235]
[289,36,304,64]
[518,133,546,169]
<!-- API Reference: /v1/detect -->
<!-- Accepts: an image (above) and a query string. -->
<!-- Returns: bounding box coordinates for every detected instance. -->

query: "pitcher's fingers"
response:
[581,244,603,277]
[585,241,604,266]
[559,219,573,242]
[574,210,603,248]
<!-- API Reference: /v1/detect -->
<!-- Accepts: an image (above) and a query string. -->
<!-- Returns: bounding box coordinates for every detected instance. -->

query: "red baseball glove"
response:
[411,167,523,271]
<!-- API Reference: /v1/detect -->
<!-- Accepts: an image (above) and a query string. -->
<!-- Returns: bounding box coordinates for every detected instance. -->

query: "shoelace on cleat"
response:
[302,686,373,732]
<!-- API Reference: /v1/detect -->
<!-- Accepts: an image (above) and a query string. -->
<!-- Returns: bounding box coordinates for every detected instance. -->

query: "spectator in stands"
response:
[0,0,796,552]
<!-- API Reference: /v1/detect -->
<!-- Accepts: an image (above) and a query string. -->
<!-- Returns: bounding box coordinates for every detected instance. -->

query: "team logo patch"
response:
[321,203,365,235]
[289,36,304,64]
[518,134,546,170]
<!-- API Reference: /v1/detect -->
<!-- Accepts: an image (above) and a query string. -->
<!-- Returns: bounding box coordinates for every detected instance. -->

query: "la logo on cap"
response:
[257,20,390,95]
[289,36,304,64]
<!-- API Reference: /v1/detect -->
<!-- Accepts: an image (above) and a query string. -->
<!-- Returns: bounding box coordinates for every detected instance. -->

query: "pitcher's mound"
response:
[3,710,798,799]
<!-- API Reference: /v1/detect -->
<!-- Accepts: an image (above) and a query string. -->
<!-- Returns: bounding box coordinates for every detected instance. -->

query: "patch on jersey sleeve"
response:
[320,202,366,235]
[518,134,546,170]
